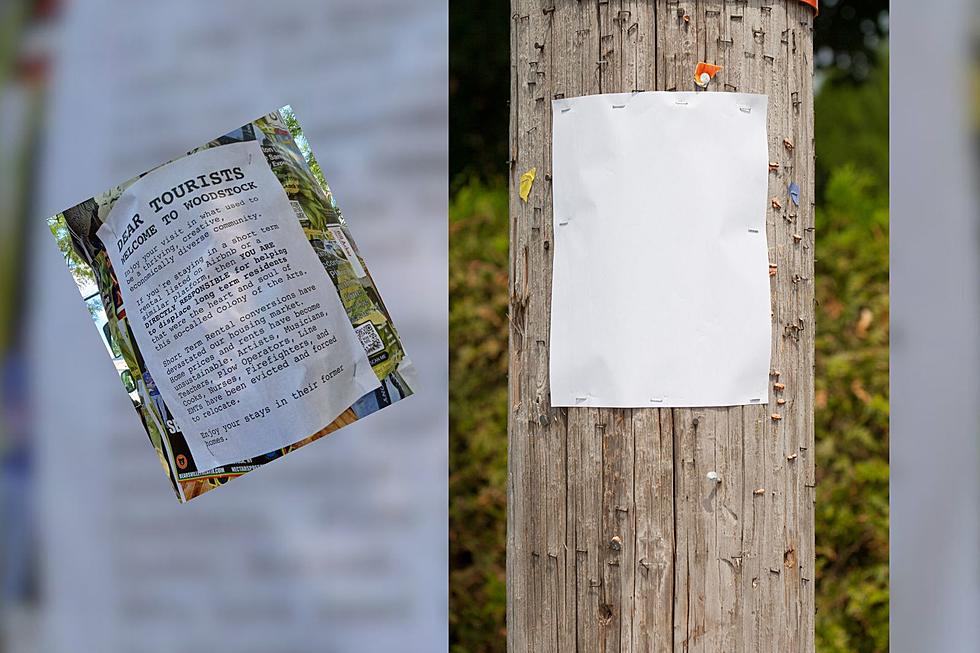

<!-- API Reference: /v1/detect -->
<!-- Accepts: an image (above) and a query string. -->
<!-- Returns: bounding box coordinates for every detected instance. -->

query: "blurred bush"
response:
[813,164,889,652]
[449,182,509,653]
[449,55,889,652]
[813,54,889,653]
[815,55,889,196]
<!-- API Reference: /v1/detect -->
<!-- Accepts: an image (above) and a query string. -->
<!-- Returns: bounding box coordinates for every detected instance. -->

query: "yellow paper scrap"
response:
[519,167,536,202]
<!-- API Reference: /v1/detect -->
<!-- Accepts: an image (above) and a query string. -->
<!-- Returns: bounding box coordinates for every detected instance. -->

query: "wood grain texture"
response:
[507,1,815,651]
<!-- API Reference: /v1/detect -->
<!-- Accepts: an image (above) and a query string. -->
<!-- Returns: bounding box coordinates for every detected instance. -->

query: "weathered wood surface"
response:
[507,1,815,651]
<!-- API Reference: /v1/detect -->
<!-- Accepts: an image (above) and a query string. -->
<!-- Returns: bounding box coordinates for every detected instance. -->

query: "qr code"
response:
[355,322,385,356]
[289,200,311,227]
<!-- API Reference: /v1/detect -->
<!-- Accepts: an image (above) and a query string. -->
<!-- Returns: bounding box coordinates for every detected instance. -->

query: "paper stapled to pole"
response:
[549,91,772,408]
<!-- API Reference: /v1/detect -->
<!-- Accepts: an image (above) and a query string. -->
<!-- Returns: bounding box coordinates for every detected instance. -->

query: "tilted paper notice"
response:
[48,107,415,501]
[95,141,380,471]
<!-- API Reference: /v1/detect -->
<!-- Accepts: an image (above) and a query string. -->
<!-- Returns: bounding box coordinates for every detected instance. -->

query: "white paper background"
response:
[550,91,771,408]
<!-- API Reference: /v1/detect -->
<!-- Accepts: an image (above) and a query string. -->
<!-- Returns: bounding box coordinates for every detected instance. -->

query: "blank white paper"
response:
[550,91,771,408]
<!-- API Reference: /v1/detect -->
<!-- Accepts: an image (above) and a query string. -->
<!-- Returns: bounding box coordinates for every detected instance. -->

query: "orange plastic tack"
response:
[694,62,722,87]
[799,0,818,12]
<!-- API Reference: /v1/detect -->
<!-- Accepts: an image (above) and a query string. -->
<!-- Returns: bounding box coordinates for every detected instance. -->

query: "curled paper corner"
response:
[694,62,722,87]
[789,181,800,206]
[519,167,537,203]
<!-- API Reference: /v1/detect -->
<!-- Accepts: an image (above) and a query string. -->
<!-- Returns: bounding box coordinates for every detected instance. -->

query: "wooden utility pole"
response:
[507,2,815,651]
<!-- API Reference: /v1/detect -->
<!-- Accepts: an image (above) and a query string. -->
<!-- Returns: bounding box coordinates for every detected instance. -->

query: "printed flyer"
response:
[48,107,416,502]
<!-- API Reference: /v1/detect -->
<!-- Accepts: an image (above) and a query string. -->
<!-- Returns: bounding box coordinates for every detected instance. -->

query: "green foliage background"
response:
[450,43,889,653]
